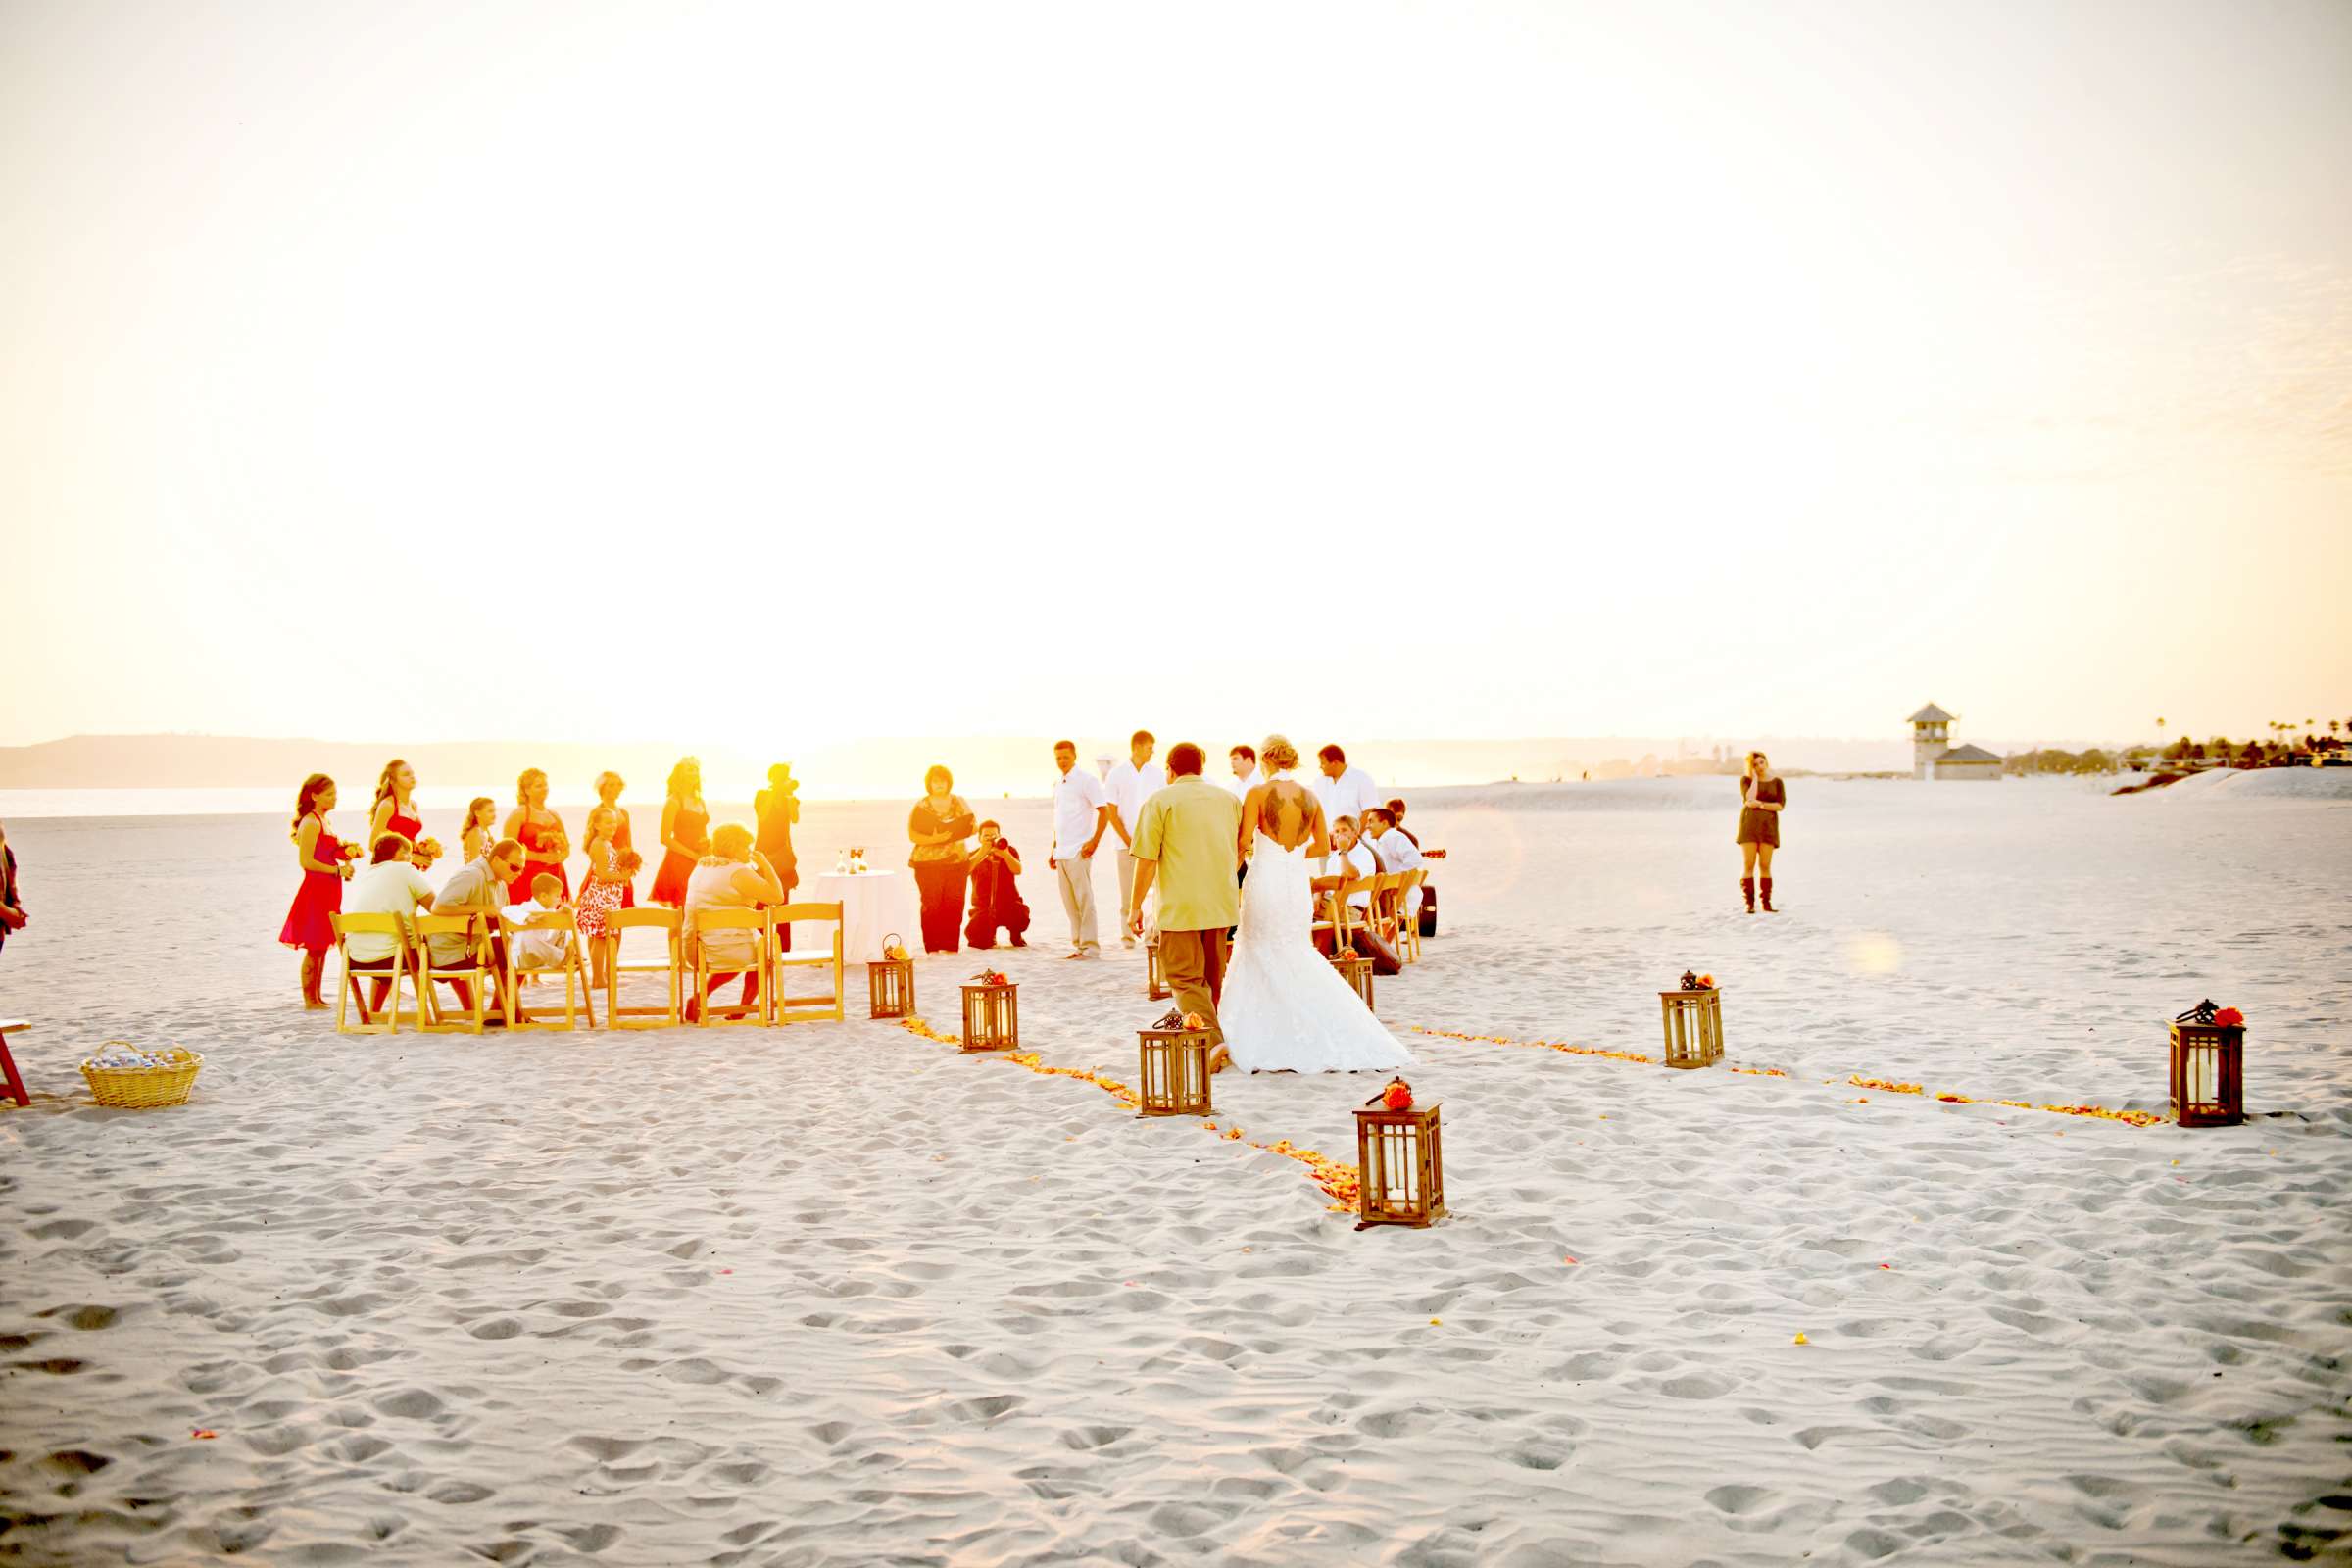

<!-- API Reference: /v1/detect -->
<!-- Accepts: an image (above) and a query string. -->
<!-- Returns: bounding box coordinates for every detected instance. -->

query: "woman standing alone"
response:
[280,773,356,1007]
[1737,751,1785,913]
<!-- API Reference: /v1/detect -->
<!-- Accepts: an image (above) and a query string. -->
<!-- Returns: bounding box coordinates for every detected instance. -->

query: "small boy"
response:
[502,873,572,969]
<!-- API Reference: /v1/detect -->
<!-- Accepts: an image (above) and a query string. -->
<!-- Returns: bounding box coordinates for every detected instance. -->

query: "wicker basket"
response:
[80,1043,204,1108]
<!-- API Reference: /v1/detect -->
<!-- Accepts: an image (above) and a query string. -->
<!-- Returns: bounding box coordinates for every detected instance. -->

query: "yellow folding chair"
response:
[690,907,770,1027]
[605,906,683,1029]
[1394,869,1425,963]
[329,912,423,1035]
[767,902,845,1025]
[415,910,498,1033]
[500,908,596,1031]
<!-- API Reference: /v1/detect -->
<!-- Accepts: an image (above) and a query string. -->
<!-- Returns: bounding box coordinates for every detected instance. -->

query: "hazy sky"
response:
[4,0,2347,756]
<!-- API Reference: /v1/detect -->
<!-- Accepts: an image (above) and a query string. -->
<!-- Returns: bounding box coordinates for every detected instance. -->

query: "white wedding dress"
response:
[1219,827,1415,1074]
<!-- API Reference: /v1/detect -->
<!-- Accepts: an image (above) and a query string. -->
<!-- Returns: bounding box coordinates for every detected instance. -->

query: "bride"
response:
[1218,735,1414,1074]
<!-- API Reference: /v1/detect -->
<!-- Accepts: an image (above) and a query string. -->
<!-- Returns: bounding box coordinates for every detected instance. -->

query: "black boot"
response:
[1740,876,1755,914]
[1760,877,1776,913]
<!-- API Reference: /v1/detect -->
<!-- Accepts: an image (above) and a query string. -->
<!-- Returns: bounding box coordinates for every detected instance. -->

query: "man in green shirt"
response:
[1128,742,1244,1061]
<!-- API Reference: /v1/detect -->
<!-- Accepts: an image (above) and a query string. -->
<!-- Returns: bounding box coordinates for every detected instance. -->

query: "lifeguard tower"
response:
[1909,704,1954,778]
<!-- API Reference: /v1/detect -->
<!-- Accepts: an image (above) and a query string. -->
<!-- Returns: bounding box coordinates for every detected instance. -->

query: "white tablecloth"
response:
[800,870,921,962]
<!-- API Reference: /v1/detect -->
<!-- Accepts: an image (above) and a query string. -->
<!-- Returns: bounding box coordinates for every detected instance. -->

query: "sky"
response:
[3,0,2348,760]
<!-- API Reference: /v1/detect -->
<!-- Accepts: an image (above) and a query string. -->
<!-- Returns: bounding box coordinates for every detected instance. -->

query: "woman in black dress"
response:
[1737,751,1785,913]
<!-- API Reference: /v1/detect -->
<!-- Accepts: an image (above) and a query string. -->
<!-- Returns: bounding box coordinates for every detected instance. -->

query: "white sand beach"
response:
[2,775,2348,1566]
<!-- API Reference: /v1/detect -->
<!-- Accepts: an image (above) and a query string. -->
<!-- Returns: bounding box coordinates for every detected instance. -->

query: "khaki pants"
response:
[1056,854,1099,953]
[1115,850,1140,936]
[1158,927,1228,1044]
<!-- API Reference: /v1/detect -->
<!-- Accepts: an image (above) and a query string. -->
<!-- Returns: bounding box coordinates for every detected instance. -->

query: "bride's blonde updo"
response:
[1260,734,1299,771]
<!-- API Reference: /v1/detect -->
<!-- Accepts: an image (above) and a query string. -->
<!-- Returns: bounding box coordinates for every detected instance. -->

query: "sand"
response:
[1,776,2347,1566]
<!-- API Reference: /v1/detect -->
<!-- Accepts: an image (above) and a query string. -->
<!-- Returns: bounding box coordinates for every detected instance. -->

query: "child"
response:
[459,797,500,864]
[502,873,572,971]
[576,806,632,987]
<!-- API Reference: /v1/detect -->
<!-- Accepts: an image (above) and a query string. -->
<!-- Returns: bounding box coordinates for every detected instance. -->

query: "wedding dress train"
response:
[1219,830,1414,1074]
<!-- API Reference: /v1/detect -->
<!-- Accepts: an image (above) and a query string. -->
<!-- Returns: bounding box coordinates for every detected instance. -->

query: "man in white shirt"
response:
[1048,739,1113,959]
[1102,729,1156,949]
[1364,806,1423,918]
[342,833,437,1012]
[1225,743,1265,800]
[1311,744,1379,825]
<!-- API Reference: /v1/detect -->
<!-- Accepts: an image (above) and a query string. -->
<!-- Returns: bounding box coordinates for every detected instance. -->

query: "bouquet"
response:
[412,836,444,869]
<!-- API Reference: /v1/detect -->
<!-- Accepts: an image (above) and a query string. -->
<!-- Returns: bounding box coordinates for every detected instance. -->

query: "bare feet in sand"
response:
[1208,1045,1231,1074]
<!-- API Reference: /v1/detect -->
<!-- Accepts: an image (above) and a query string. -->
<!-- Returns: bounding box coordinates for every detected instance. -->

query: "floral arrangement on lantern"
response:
[971,968,1011,988]
[1381,1076,1414,1110]
[884,941,911,962]
[1678,969,1716,991]
[1151,1007,1208,1032]
[2213,1005,2245,1028]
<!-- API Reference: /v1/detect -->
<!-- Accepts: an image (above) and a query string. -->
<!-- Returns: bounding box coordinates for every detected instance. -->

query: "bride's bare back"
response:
[1245,780,1329,858]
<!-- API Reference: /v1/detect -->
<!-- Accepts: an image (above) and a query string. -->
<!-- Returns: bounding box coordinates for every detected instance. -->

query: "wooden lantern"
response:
[1145,942,1171,1001]
[1329,950,1376,1012]
[1355,1084,1445,1228]
[2169,999,2244,1127]
[1137,1028,1213,1117]
[867,933,915,1020]
[1658,970,1724,1069]
[959,981,1019,1053]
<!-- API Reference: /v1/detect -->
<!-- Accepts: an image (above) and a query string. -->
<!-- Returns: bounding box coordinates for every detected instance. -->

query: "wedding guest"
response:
[428,837,527,1016]
[1312,745,1379,826]
[1364,806,1424,920]
[1226,744,1264,799]
[906,765,976,955]
[0,817,26,957]
[1323,815,1401,975]
[503,873,572,970]
[755,763,801,950]
[593,771,636,909]
[1048,740,1113,959]
[1384,797,1418,847]
[369,760,430,868]
[650,757,710,908]
[964,821,1031,950]
[1103,730,1155,949]
[682,822,784,1021]
[1737,750,1786,913]
[503,769,570,903]
[280,773,355,1009]
[575,806,632,987]
[343,832,435,1012]
[458,797,500,865]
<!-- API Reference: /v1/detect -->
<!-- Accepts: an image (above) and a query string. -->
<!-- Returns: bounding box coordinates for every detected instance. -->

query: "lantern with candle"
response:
[2169,1000,2244,1127]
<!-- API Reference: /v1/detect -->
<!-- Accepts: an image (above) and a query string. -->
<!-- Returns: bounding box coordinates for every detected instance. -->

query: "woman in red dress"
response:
[595,770,635,908]
[503,768,570,904]
[280,772,356,1008]
[649,757,710,907]
[368,759,439,874]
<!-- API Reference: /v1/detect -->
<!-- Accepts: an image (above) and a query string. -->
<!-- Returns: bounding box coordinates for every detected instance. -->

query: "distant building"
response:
[1909,704,2002,782]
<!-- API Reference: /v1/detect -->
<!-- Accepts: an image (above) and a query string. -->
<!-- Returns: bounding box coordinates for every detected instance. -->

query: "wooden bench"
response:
[0,1018,27,1107]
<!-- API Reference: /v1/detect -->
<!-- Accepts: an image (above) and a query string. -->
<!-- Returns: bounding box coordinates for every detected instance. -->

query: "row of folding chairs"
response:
[1307,868,1428,964]
[325,902,847,1034]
